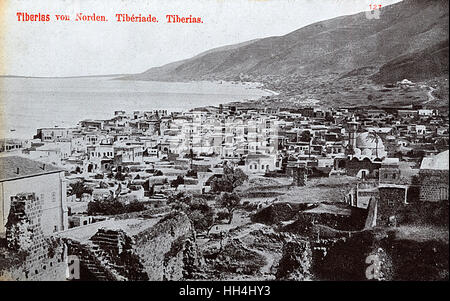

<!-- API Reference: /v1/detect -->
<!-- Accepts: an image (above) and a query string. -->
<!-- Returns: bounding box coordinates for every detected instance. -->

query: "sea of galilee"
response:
[0,77,270,139]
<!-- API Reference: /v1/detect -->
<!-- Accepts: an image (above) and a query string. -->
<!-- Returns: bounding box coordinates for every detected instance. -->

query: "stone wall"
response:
[1,193,67,281]
[64,239,119,281]
[63,212,202,281]
[419,170,449,202]
[276,240,312,280]
[133,212,202,280]
[292,167,307,186]
[346,157,380,178]
[377,187,407,227]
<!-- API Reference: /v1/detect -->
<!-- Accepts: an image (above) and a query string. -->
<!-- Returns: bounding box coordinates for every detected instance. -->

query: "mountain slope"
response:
[372,40,449,83]
[126,0,448,83]
[121,39,261,81]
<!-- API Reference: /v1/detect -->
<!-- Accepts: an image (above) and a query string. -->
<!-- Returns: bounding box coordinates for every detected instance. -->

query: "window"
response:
[52,192,56,202]
[440,187,448,201]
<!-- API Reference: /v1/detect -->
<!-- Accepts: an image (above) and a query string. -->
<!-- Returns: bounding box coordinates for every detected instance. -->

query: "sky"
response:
[1,0,402,77]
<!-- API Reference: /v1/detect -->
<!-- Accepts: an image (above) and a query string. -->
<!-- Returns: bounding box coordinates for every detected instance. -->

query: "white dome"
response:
[356,132,384,150]
[361,149,373,157]
[353,148,362,156]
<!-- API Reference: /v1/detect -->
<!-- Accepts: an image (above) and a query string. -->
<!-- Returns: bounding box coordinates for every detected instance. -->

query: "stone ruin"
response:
[292,166,308,186]
[64,212,204,281]
[6,193,44,254]
[2,193,67,281]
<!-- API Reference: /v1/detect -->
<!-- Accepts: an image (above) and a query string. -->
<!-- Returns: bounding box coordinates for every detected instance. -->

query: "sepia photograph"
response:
[0,0,448,288]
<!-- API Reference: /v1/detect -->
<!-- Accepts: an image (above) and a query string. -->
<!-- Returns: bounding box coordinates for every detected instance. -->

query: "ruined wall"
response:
[377,187,407,227]
[64,238,119,281]
[63,212,202,281]
[133,212,202,280]
[1,193,67,281]
[292,167,308,186]
[419,170,449,202]
[276,240,312,280]
[251,202,310,225]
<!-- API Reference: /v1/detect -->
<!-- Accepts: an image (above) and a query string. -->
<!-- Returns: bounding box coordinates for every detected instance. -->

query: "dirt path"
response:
[423,86,436,104]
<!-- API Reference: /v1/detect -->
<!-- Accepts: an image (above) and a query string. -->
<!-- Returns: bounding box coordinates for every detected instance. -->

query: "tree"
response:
[169,191,193,203]
[216,192,241,224]
[125,200,145,213]
[186,169,197,178]
[171,175,185,189]
[87,198,124,215]
[211,163,248,193]
[87,198,145,215]
[115,170,126,181]
[70,181,93,198]
[368,131,381,158]
[298,131,312,143]
[168,192,215,232]
[187,199,214,232]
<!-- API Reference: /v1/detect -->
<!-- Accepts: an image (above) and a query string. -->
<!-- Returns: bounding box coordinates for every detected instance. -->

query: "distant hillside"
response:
[371,40,449,83]
[124,0,448,84]
[121,39,261,81]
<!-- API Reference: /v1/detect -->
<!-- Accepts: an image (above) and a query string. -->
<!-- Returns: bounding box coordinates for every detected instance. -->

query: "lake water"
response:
[0,77,270,139]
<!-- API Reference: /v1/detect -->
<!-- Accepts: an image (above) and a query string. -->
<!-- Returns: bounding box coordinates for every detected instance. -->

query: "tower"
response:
[346,115,359,155]
[293,163,308,186]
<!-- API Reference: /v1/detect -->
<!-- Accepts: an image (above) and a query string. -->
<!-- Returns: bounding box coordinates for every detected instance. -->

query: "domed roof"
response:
[361,149,373,157]
[356,132,384,150]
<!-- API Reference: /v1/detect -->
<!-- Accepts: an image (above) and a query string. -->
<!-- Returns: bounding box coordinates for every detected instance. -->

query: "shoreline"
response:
[0,78,270,141]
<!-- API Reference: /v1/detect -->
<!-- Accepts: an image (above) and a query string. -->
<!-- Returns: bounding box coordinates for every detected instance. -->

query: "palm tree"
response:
[368,131,381,158]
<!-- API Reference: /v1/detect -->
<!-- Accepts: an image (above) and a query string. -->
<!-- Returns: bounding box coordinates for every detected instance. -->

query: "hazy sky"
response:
[1,0,401,77]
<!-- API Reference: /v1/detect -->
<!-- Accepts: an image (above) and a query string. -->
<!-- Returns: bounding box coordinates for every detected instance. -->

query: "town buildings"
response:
[0,102,446,234]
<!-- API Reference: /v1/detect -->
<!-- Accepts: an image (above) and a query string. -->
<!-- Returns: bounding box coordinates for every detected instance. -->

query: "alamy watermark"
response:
[66,255,80,280]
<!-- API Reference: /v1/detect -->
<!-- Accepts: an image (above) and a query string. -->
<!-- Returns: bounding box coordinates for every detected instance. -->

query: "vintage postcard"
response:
[0,0,448,287]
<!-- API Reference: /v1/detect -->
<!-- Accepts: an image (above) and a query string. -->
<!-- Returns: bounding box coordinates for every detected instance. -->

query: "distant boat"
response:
[10,129,16,132]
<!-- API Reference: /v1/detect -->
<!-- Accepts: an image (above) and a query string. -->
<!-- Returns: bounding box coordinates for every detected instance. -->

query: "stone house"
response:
[0,156,68,237]
[418,150,449,202]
